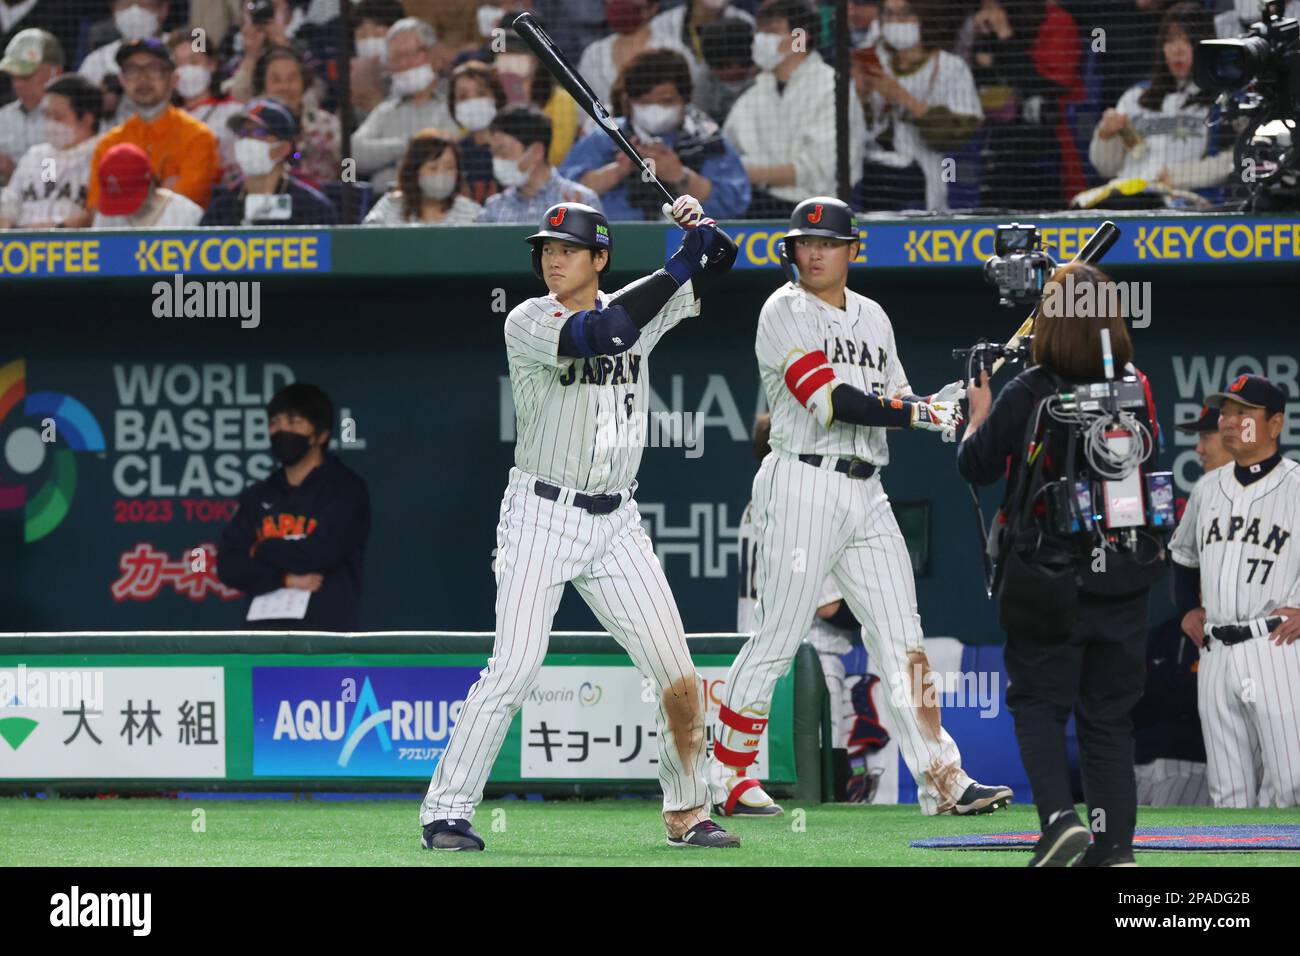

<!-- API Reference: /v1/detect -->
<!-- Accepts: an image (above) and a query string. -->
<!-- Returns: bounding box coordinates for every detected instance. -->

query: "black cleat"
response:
[1028,813,1091,868]
[666,819,742,849]
[421,818,485,851]
[1074,846,1137,867]
[951,782,1013,816]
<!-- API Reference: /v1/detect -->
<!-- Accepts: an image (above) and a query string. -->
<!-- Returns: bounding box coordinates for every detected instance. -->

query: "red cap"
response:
[97,143,152,215]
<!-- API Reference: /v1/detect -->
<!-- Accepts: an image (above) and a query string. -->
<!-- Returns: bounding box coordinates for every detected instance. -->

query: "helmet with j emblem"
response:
[525,202,612,279]
[780,196,859,283]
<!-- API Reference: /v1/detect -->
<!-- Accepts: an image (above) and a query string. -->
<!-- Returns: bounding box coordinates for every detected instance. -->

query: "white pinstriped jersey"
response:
[504,280,700,492]
[1170,458,1300,627]
[756,282,910,462]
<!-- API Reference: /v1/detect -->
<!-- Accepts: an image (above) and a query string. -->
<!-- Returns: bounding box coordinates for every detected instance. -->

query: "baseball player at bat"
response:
[421,196,742,851]
[1170,374,1300,808]
[708,196,1012,818]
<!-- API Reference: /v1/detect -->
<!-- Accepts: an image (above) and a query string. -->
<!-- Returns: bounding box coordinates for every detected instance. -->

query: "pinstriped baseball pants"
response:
[719,450,972,814]
[420,466,708,825]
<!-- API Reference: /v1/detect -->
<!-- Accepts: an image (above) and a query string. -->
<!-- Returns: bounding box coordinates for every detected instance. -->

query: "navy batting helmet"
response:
[784,196,858,247]
[525,202,612,279]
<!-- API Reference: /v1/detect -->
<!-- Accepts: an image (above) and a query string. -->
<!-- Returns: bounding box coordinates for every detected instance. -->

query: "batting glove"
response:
[926,380,967,406]
[662,194,708,229]
[910,400,961,434]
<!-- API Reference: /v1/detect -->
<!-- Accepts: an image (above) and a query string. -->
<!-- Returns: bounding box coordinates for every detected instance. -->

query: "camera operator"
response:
[957,260,1166,868]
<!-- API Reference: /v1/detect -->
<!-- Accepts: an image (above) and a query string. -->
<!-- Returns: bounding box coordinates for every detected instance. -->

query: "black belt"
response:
[798,454,876,480]
[533,479,623,515]
[1208,617,1282,646]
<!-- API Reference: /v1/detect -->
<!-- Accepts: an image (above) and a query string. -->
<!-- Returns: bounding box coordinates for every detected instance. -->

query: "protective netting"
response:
[0,1,1278,227]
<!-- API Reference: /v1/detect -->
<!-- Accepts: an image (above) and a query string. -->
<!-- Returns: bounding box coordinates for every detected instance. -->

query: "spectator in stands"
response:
[477,105,602,222]
[0,0,79,107]
[350,0,404,122]
[852,0,983,213]
[412,0,485,71]
[576,0,697,132]
[217,382,370,633]
[189,0,246,55]
[649,0,755,74]
[87,39,221,213]
[80,0,170,90]
[221,0,334,106]
[1082,0,1178,110]
[956,0,1085,210]
[0,29,63,186]
[1084,2,1230,205]
[201,96,336,225]
[494,33,580,168]
[0,74,100,228]
[534,0,610,61]
[352,17,454,191]
[449,60,504,205]
[725,0,865,218]
[254,44,340,186]
[363,128,482,225]
[92,140,204,226]
[849,0,882,48]
[168,27,241,181]
[1216,0,1300,36]
[561,48,750,220]
[694,17,755,125]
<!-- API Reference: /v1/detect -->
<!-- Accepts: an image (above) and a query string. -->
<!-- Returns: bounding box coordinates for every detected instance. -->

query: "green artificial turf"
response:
[1,798,1295,867]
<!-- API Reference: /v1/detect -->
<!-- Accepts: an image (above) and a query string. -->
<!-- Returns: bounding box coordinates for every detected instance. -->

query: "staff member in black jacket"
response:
[957,261,1163,868]
[218,383,370,631]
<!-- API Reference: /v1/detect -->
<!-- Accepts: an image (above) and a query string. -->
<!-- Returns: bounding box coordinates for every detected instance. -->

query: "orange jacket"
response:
[88,107,221,211]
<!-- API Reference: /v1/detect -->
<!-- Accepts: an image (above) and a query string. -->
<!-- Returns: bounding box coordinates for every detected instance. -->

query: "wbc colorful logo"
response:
[0,359,105,543]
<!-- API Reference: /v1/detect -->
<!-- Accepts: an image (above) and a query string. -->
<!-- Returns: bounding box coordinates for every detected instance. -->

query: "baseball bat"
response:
[988,219,1121,376]
[511,11,675,207]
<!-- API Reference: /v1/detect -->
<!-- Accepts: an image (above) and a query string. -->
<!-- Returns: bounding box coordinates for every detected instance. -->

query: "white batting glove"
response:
[927,380,967,405]
[662,194,707,228]
[910,400,961,434]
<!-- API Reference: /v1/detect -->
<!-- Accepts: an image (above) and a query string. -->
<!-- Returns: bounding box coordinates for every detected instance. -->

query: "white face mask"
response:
[43,118,78,149]
[235,137,278,176]
[751,32,785,72]
[492,154,531,188]
[632,103,683,136]
[455,96,496,132]
[175,64,211,99]
[477,4,505,38]
[115,4,160,42]
[882,20,920,51]
[391,63,434,97]
[700,0,729,9]
[419,170,457,199]
[356,36,387,64]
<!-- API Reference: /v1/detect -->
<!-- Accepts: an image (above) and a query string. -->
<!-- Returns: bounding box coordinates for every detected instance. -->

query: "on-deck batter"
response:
[1170,374,1300,808]
[709,196,1013,818]
[419,197,742,851]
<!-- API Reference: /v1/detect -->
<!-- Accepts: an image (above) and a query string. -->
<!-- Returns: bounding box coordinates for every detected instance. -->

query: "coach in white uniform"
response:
[708,196,1012,819]
[1170,374,1300,808]
[420,197,742,851]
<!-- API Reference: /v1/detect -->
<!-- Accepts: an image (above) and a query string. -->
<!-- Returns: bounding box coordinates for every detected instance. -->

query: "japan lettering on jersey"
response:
[503,280,700,493]
[1170,459,1300,626]
[755,283,909,463]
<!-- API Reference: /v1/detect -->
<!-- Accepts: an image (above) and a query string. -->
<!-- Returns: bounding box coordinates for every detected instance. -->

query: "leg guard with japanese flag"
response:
[711,703,784,816]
